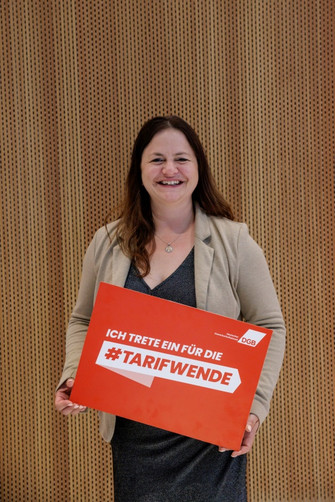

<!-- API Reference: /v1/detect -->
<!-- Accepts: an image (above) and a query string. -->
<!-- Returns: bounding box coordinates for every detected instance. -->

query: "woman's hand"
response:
[55,378,86,416]
[218,413,260,456]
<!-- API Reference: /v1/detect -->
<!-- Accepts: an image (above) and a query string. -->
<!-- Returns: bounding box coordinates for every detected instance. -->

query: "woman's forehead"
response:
[144,129,193,154]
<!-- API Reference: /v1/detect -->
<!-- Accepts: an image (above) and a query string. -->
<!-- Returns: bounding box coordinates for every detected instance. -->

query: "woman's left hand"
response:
[218,413,260,457]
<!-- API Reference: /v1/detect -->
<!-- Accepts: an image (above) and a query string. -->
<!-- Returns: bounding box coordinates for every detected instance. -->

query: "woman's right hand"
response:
[55,378,86,416]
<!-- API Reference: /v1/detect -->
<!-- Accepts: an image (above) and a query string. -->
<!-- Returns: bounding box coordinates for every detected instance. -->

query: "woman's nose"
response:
[161,161,178,175]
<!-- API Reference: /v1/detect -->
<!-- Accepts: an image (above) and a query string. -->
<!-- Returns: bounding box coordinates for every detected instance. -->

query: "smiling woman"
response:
[55,116,285,502]
[114,116,234,279]
[140,128,199,212]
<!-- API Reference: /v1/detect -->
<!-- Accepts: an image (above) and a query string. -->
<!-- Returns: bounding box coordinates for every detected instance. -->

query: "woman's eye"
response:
[176,158,188,163]
[151,158,163,163]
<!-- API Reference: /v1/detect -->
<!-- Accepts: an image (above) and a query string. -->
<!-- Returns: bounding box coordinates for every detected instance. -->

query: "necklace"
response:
[155,233,181,253]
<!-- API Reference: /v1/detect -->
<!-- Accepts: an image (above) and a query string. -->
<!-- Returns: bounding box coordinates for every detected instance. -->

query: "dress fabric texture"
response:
[111,250,247,502]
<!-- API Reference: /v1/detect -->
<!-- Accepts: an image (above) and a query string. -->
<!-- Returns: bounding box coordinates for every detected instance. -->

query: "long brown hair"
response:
[111,115,234,276]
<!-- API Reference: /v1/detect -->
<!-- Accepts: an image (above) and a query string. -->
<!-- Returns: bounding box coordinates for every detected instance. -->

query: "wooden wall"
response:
[1,1,334,500]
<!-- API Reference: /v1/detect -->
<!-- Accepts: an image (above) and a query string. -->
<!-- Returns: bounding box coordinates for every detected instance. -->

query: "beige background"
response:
[1,1,334,501]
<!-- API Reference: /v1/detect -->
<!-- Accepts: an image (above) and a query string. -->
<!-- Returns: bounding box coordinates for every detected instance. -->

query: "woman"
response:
[55,116,285,501]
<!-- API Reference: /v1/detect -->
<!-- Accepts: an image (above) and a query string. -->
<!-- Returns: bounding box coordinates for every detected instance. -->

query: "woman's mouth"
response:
[157,180,183,186]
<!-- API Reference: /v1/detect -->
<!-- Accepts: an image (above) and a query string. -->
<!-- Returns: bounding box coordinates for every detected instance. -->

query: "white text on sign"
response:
[96,341,241,393]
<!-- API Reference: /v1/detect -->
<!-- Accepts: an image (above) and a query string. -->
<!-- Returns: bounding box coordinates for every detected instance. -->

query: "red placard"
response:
[71,283,272,449]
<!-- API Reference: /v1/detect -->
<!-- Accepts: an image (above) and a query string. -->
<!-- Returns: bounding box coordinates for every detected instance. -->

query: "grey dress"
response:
[111,249,247,502]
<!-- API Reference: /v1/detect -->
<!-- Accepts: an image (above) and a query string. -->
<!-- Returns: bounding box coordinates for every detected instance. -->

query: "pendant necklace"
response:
[155,233,181,253]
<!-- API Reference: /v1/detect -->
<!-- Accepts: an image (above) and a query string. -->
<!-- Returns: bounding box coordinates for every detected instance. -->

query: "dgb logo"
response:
[240,337,256,346]
[238,329,267,348]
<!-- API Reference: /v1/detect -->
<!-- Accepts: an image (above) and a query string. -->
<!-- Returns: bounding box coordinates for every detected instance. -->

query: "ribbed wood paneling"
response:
[1,1,334,501]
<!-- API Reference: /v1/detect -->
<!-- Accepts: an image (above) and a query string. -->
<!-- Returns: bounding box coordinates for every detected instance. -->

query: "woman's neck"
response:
[151,201,195,234]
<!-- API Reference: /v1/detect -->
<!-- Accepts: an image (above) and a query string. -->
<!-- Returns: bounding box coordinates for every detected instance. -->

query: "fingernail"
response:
[246,424,252,432]
[218,447,227,452]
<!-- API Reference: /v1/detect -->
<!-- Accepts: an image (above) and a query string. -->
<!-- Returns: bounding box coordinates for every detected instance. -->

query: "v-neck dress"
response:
[111,249,247,502]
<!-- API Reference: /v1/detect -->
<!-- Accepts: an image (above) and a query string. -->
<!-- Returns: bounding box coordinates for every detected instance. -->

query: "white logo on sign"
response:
[238,329,267,347]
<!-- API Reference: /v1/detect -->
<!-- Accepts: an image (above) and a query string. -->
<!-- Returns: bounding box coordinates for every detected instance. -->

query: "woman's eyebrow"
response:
[150,151,190,156]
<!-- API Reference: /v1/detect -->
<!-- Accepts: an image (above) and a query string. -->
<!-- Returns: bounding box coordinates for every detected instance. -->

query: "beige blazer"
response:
[59,204,285,442]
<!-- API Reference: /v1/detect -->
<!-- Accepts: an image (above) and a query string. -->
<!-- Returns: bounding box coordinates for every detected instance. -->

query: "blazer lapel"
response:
[112,245,131,286]
[194,205,214,311]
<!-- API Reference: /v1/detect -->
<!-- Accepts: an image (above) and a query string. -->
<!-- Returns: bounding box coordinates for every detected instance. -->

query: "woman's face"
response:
[140,128,199,210]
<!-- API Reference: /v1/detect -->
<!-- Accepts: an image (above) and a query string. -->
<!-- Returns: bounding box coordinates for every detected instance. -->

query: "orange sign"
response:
[71,283,272,449]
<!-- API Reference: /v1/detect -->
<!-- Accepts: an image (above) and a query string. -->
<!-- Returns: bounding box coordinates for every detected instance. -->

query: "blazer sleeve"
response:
[236,224,286,424]
[57,233,98,388]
